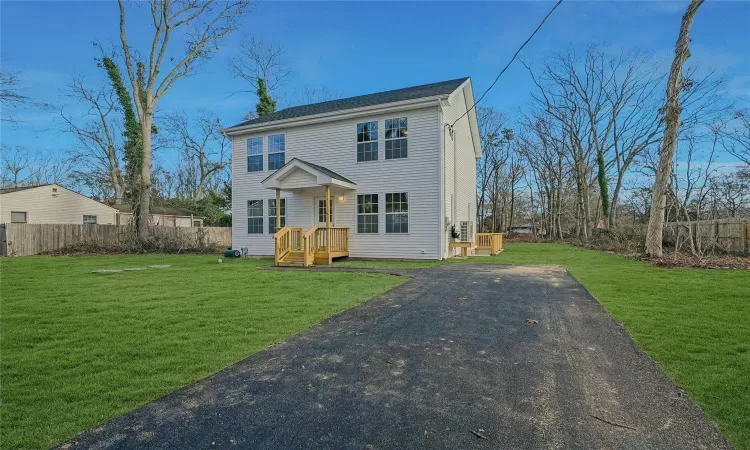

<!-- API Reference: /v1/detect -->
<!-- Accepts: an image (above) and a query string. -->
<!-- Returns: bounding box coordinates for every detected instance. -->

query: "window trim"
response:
[83,214,98,225]
[247,137,264,173]
[384,117,408,160]
[247,199,264,234]
[356,194,379,234]
[384,192,410,234]
[267,197,286,235]
[267,134,286,171]
[356,120,379,163]
[10,211,27,223]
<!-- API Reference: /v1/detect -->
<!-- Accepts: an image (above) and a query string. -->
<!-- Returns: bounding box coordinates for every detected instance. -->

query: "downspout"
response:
[438,102,445,260]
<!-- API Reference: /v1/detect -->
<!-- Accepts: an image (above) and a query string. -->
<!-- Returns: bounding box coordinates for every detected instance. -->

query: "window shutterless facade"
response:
[385,117,407,159]
[356,121,378,162]
[385,193,408,233]
[10,211,27,223]
[356,194,379,233]
[247,137,263,172]
[268,198,286,234]
[247,200,264,234]
[268,134,286,170]
[83,215,97,224]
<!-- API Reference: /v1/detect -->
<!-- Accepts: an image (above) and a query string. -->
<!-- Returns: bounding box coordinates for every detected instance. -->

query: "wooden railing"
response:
[476,233,504,254]
[273,226,302,265]
[314,227,349,253]
[302,227,318,267]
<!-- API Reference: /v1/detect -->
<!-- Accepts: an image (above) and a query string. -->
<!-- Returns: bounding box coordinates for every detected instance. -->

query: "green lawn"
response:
[346,243,750,449]
[0,255,404,450]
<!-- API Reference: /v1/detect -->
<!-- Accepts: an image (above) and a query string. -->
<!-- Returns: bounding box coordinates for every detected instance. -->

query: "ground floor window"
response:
[385,192,408,233]
[83,215,97,224]
[357,194,379,233]
[268,198,286,234]
[10,211,27,223]
[247,200,264,234]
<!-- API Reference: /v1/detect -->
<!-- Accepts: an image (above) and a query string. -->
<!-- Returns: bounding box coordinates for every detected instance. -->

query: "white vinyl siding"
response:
[231,106,441,258]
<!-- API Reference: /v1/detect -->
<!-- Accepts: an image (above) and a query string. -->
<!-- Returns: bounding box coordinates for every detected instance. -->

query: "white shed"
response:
[0,184,118,225]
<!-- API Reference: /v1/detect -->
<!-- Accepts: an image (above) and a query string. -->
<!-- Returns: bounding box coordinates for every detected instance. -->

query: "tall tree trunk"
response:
[138,119,153,238]
[645,0,704,257]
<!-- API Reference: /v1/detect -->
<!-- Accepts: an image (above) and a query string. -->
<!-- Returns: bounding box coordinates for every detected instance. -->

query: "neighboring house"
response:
[0,184,117,225]
[222,77,482,263]
[112,204,204,227]
[510,224,534,235]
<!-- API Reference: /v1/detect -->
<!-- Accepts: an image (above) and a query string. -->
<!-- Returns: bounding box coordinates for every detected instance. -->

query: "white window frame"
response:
[247,200,264,234]
[247,137,263,172]
[356,194,379,234]
[384,117,408,160]
[267,198,286,234]
[356,120,378,162]
[385,192,409,234]
[268,134,286,171]
[83,215,98,224]
[10,211,27,223]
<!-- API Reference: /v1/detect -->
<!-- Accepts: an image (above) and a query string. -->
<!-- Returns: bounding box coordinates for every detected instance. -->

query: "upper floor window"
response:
[385,193,408,233]
[268,198,286,234]
[385,117,407,159]
[356,121,378,162]
[247,137,263,172]
[268,134,286,170]
[247,200,264,234]
[357,194,379,234]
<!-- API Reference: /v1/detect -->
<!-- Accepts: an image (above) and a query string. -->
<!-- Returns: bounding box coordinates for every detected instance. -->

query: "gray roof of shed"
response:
[0,184,52,194]
[226,77,469,130]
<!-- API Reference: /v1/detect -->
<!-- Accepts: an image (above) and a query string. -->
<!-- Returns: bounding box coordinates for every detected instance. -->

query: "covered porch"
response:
[262,158,355,266]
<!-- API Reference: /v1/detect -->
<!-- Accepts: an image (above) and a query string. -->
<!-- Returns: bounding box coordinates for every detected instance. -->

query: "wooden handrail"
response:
[475,232,504,254]
[274,227,302,265]
[303,227,318,267]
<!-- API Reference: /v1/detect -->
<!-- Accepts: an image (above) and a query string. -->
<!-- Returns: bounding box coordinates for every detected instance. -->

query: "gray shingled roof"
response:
[112,204,199,217]
[0,184,52,194]
[263,158,356,185]
[226,77,469,130]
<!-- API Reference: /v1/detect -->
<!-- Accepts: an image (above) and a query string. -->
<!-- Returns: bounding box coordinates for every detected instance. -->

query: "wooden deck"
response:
[274,226,349,267]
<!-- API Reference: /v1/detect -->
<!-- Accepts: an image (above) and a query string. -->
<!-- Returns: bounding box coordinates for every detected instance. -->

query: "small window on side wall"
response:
[10,211,27,223]
[356,121,378,162]
[385,117,407,159]
[268,134,285,170]
[83,215,98,224]
[247,137,263,172]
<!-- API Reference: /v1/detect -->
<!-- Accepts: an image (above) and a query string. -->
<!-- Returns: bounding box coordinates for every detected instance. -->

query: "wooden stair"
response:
[277,251,309,267]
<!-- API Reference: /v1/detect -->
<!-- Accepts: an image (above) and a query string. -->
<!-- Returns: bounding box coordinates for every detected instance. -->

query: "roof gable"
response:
[225,77,469,132]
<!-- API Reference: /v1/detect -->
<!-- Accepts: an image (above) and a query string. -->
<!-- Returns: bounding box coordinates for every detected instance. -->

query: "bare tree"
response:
[723,109,750,166]
[0,70,31,123]
[61,77,125,202]
[229,36,291,106]
[0,146,72,188]
[296,85,343,105]
[645,0,705,257]
[114,0,250,238]
[163,110,229,200]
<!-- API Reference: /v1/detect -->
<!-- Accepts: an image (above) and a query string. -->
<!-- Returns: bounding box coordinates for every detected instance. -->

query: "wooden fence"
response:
[665,218,750,254]
[0,223,232,257]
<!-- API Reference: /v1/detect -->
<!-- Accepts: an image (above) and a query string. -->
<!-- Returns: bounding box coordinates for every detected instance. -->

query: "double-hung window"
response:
[83,215,97,224]
[268,134,285,170]
[356,121,378,162]
[385,193,408,233]
[385,117,407,159]
[268,198,286,234]
[356,194,379,234]
[247,137,263,172]
[247,200,264,234]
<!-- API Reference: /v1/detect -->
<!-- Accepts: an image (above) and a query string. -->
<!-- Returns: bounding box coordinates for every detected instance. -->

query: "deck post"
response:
[326,186,331,253]
[275,188,281,230]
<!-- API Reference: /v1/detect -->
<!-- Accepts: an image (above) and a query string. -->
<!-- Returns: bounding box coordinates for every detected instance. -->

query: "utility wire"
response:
[450,0,564,129]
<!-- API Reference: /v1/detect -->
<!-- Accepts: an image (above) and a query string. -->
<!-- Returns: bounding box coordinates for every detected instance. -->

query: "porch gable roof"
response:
[261,158,357,190]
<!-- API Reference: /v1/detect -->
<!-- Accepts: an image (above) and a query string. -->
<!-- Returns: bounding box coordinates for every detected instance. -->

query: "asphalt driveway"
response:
[60,264,730,449]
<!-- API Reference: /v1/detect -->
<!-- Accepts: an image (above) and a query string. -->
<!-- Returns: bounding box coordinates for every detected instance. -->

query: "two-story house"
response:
[223,77,486,265]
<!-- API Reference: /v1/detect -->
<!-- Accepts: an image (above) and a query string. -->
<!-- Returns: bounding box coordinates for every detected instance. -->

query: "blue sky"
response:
[2,0,749,169]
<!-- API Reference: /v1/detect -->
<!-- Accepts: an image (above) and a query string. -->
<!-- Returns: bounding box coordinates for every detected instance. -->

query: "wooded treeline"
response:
[476,44,749,255]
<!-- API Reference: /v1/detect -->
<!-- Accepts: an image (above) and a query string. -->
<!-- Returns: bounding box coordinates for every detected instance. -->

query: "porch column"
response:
[275,188,281,230]
[326,185,331,251]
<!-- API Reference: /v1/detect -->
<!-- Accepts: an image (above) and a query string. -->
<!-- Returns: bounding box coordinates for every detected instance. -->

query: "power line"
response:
[450,0,564,129]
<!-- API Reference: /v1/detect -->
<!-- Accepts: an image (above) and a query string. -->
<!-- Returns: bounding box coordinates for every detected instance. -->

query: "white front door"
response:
[314,197,334,227]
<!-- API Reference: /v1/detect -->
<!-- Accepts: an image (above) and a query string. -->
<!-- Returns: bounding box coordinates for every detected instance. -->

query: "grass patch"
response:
[0,255,404,450]
[344,243,750,448]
